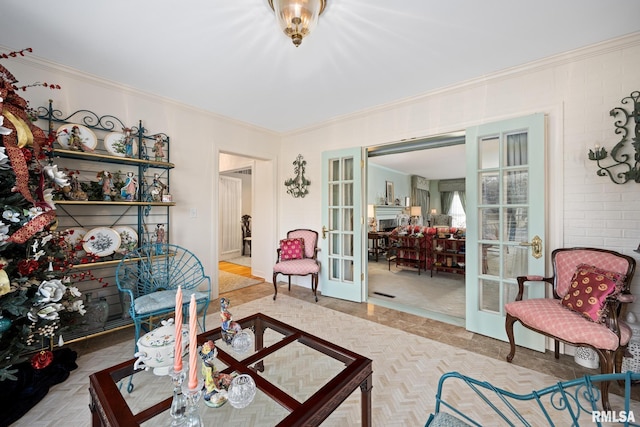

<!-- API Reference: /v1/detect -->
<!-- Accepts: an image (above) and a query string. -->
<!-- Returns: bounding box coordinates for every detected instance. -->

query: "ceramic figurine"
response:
[120,171,138,201]
[155,224,165,254]
[199,340,233,407]
[220,298,241,344]
[152,134,165,161]
[68,125,85,151]
[67,173,88,201]
[123,127,135,158]
[97,170,115,201]
[151,173,168,202]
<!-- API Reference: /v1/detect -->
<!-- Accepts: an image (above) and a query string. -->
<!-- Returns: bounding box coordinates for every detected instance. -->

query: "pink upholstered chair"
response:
[505,247,636,410]
[273,229,320,302]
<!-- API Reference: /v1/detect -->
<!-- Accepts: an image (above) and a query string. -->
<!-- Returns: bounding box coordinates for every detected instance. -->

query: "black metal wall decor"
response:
[588,90,640,184]
[284,154,310,198]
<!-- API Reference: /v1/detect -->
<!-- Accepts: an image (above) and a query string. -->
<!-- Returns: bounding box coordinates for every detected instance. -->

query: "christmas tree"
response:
[0,50,86,380]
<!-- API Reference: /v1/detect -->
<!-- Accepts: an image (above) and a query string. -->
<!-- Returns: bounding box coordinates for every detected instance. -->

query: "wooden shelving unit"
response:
[431,237,466,277]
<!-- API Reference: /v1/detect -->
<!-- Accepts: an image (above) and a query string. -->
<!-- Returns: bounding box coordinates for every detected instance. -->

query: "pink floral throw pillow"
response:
[280,238,305,261]
[561,263,626,322]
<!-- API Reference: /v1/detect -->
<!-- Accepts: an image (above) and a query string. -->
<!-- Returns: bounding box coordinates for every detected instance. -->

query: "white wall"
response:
[277,33,640,316]
[5,56,280,296]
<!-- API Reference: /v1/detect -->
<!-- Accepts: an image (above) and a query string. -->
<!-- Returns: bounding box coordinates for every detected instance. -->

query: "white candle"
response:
[173,286,183,372]
[188,294,198,390]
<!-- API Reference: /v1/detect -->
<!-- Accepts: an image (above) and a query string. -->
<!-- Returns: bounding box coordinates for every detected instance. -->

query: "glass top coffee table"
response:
[89,312,373,426]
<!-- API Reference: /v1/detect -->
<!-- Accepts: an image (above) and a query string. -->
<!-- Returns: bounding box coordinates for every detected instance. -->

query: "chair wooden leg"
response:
[598,349,614,411]
[505,313,518,363]
[312,273,318,302]
[615,347,627,387]
[288,277,291,292]
[272,272,278,300]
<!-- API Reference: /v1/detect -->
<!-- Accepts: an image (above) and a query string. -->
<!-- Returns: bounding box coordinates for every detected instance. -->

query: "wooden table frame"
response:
[89,312,373,426]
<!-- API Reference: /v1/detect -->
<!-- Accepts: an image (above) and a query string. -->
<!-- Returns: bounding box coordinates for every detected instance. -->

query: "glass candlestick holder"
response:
[181,379,204,427]
[168,366,187,426]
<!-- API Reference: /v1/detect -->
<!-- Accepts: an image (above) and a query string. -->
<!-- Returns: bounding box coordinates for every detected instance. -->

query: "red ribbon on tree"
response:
[8,210,56,244]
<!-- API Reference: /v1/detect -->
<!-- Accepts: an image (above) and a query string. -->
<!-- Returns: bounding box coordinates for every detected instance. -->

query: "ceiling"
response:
[1,1,639,177]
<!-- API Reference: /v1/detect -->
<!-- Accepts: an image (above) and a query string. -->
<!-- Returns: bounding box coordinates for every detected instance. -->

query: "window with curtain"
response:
[448,191,467,228]
[438,179,466,228]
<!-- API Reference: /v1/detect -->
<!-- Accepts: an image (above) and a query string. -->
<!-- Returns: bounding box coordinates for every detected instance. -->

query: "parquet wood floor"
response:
[219,261,260,280]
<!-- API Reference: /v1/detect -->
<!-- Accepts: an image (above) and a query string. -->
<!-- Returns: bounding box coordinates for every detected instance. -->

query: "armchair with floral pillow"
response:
[273,229,320,302]
[504,247,636,410]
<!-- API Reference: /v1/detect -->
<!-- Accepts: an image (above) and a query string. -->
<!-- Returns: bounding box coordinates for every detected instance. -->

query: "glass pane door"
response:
[465,114,546,351]
[321,148,363,302]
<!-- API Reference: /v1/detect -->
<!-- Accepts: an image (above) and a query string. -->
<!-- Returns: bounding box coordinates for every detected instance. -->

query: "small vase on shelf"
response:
[84,292,109,330]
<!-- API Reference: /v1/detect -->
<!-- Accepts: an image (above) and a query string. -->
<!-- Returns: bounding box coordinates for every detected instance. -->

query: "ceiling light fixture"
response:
[268,0,326,47]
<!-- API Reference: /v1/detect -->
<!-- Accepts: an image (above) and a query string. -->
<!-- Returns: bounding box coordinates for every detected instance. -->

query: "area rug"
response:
[219,270,261,293]
[12,295,639,426]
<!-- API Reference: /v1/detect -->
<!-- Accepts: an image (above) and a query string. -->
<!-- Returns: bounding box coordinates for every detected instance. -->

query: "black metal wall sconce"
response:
[588,90,640,184]
[284,154,310,198]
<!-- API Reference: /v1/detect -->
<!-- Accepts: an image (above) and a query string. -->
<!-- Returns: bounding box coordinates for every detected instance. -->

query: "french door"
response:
[320,148,364,302]
[465,113,547,352]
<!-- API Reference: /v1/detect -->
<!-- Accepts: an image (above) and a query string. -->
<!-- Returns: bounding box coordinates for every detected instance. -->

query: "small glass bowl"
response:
[227,374,256,409]
[231,330,253,354]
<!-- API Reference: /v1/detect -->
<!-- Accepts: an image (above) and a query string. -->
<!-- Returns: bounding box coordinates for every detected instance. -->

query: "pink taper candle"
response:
[173,286,183,372]
[187,294,198,390]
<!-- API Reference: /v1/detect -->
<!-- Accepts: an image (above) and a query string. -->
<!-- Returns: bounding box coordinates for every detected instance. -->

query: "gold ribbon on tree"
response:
[1,110,36,204]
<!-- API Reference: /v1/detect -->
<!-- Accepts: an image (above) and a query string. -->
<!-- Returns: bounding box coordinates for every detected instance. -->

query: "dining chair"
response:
[241,214,252,256]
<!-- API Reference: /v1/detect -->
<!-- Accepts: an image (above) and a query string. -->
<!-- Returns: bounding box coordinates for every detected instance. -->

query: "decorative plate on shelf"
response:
[63,227,87,250]
[55,123,98,151]
[83,227,121,257]
[104,132,138,157]
[113,226,138,254]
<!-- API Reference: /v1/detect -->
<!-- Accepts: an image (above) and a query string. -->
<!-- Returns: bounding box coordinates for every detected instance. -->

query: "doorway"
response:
[218,153,262,293]
[365,133,467,326]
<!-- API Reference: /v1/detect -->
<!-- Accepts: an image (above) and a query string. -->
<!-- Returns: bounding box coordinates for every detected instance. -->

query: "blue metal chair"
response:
[425,371,640,427]
[116,243,211,357]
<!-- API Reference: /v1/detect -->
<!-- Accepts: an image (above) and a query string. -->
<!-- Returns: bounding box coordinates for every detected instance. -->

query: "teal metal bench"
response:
[426,371,640,427]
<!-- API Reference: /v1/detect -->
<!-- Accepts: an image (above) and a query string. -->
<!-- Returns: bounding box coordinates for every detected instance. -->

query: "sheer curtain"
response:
[440,191,454,215]
[219,176,242,255]
[507,133,527,166]
[506,132,528,277]
[458,191,466,214]
[437,178,465,215]
[410,175,430,219]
